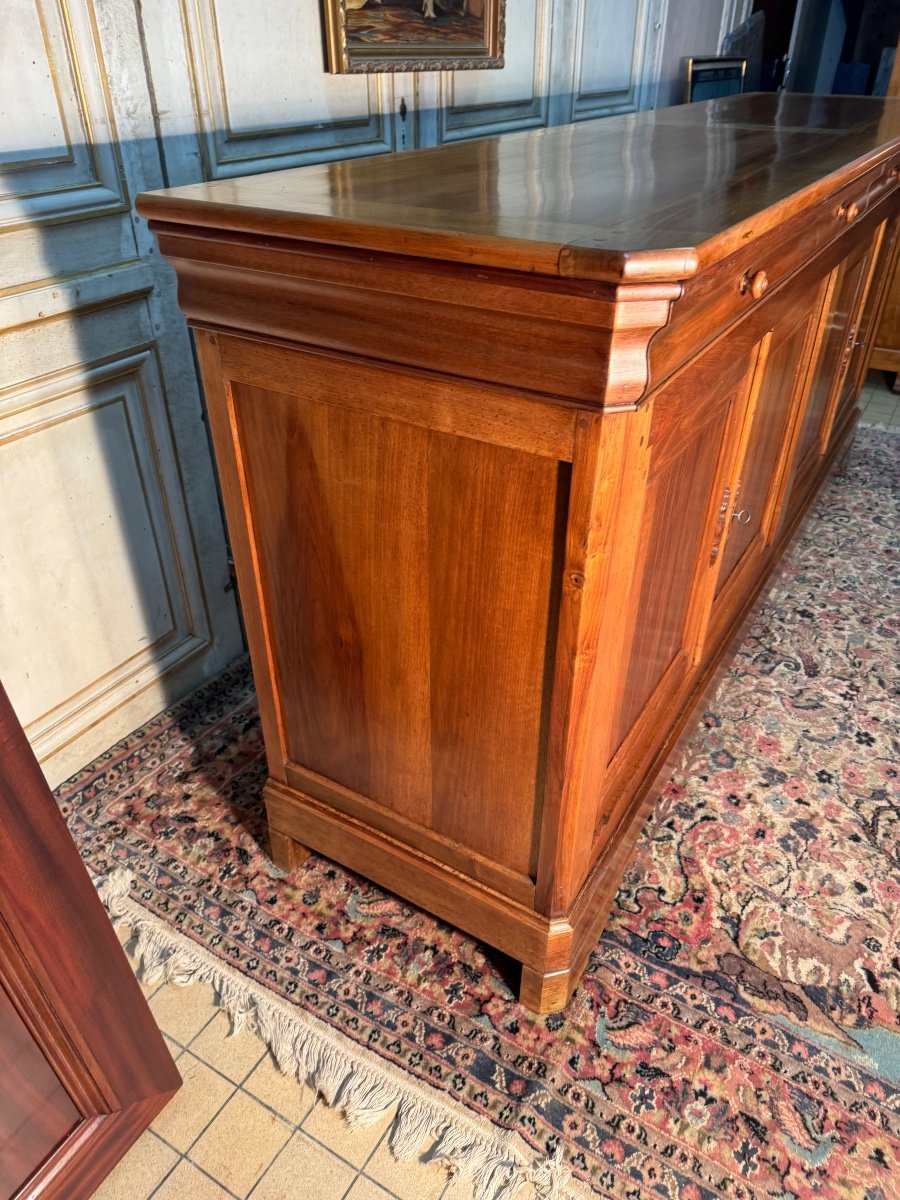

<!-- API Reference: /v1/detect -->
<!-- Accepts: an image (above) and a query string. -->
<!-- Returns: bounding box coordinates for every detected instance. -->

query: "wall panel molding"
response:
[0,349,214,772]
[161,0,399,178]
[569,0,665,122]
[0,0,125,229]
[0,261,153,332]
[426,0,553,142]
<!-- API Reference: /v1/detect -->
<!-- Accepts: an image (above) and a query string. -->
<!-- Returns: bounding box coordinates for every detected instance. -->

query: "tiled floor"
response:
[92,942,468,1200]
[90,370,899,1200]
[858,368,900,430]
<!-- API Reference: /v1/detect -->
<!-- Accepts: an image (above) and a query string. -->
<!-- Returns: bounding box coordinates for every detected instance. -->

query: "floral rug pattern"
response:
[59,430,899,1199]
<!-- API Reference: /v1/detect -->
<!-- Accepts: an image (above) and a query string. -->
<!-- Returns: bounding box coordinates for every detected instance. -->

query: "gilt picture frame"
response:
[323,0,505,73]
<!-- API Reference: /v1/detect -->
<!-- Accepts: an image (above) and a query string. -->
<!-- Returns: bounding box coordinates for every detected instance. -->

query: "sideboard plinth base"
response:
[519,965,578,1013]
[268,827,311,874]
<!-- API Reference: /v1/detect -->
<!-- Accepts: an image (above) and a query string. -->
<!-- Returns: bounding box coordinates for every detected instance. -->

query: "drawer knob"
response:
[740,270,769,300]
[839,200,859,222]
[732,508,752,525]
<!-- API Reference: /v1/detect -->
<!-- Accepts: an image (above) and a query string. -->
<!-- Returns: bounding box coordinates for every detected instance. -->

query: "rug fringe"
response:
[98,870,590,1200]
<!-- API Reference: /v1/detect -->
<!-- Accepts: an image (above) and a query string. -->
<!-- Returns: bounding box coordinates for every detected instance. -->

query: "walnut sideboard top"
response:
[140,93,900,278]
[139,94,900,1010]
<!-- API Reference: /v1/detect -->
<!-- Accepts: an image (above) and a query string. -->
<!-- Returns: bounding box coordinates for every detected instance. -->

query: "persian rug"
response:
[62,429,899,1200]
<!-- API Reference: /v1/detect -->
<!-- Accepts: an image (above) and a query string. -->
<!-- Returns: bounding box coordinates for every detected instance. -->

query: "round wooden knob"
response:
[839,200,859,222]
[747,270,768,300]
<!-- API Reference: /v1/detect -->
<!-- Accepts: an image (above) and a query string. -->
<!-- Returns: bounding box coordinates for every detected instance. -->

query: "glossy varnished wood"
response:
[140,95,900,283]
[143,96,900,1012]
[0,986,78,1197]
[0,683,180,1197]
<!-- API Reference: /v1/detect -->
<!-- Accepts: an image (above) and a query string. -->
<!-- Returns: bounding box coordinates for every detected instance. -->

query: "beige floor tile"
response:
[363,1142,448,1200]
[150,981,218,1046]
[151,1159,234,1200]
[90,1131,178,1200]
[162,1033,181,1058]
[302,1098,396,1168]
[243,1053,316,1126]
[437,1178,474,1200]
[345,1177,398,1200]
[189,1010,267,1082]
[189,1090,292,1195]
[151,1051,235,1153]
[248,1131,356,1200]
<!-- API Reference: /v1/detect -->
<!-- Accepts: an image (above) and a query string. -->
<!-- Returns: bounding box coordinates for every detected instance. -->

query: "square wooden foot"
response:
[519,965,577,1013]
[268,827,310,874]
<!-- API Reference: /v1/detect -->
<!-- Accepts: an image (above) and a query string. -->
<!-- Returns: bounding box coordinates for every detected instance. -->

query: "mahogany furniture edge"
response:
[0,682,181,1197]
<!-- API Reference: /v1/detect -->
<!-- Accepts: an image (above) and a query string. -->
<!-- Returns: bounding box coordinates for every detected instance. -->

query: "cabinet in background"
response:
[870,240,900,391]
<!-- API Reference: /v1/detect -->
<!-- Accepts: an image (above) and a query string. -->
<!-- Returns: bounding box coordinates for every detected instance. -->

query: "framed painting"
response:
[323,0,505,73]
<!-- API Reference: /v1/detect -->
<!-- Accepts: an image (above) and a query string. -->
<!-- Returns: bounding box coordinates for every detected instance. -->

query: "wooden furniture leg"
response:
[269,828,311,873]
[520,966,578,1014]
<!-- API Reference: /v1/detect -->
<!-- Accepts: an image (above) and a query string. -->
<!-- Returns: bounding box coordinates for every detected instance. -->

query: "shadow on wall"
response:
[4,89,696,785]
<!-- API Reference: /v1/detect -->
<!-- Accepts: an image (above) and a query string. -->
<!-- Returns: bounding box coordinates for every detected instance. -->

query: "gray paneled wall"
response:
[0,0,747,783]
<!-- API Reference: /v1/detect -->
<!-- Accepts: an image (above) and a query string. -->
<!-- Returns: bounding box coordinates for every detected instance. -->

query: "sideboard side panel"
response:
[224,367,566,882]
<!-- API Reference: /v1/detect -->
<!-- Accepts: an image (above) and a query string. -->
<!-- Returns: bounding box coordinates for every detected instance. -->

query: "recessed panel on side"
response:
[426,432,564,879]
[232,383,433,825]
[232,382,563,879]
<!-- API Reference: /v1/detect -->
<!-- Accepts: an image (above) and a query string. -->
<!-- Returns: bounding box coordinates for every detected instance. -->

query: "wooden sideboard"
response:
[139,94,900,1012]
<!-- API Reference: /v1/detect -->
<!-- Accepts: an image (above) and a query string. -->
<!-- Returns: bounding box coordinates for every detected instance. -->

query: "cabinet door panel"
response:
[794,240,873,470]
[0,985,80,1197]
[612,408,731,750]
[0,682,180,1200]
[715,296,821,591]
[836,220,893,424]
[606,267,834,795]
[609,342,754,758]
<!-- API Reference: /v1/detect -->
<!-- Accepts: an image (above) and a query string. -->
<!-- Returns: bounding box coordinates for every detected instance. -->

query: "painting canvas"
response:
[323,0,505,73]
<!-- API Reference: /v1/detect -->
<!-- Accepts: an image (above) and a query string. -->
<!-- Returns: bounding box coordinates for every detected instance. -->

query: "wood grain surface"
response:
[0,682,180,1196]
[0,986,78,1197]
[138,95,900,283]
[232,378,562,879]
[150,96,900,1010]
